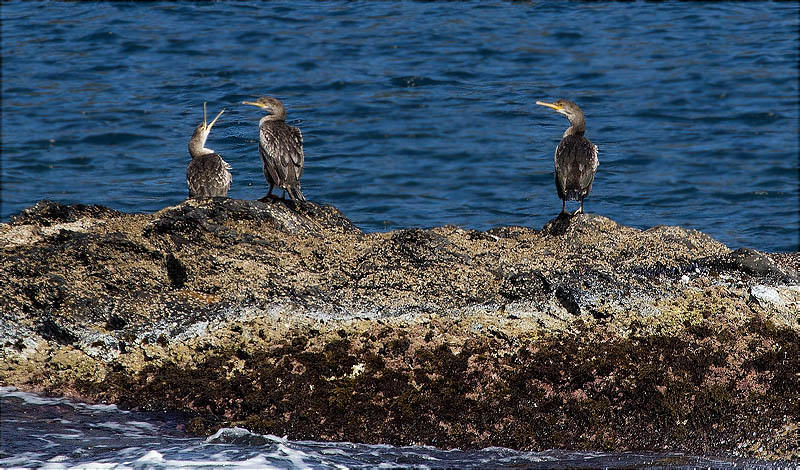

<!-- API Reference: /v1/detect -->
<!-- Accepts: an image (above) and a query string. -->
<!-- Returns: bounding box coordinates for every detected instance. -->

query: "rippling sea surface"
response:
[1,3,799,469]
[1,2,798,252]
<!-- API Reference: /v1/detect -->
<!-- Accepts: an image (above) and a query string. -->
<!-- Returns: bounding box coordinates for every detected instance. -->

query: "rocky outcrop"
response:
[1,198,798,460]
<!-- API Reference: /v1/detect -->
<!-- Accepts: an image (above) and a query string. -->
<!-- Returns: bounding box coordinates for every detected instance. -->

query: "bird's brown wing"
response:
[259,122,289,187]
[259,120,306,200]
[580,143,599,190]
[288,125,305,180]
[258,142,281,187]
[280,125,305,200]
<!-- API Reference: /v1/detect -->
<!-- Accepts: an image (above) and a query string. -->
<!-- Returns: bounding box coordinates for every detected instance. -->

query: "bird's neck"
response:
[260,112,286,124]
[188,138,213,158]
[563,117,586,138]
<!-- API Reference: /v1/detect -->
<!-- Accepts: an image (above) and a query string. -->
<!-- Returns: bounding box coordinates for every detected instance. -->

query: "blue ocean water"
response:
[1,2,797,252]
[1,388,789,470]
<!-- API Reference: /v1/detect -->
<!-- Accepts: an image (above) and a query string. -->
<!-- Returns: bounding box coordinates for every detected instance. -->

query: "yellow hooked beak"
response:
[208,108,224,129]
[535,100,563,111]
[203,102,225,129]
[242,100,269,109]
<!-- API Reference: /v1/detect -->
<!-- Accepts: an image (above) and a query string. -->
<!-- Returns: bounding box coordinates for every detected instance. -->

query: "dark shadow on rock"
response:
[151,198,361,238]
[541,212,606,237]
[704,248,798,283]
[165,253,188,289]
[107,312,128,331]
[486,226,537,240]
[387,229,470,268]
[554,285,581,315]
[9,200,122,227]
[541,212,574,236]
[38,315,79,345]
[25,274,67,310]
[497,268,550,301]
[283,199,362,235]
[257,194,283,203]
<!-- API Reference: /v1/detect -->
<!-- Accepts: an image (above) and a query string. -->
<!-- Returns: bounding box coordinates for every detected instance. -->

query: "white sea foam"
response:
[205,427,286,447]
[125,421,159,432]
[205,426,254,442]
[41,432,84,440]
[276,443,311,469]
[90,421,152,435]
[1,451,49,467]
[0,387,126,414]
[1,386,55,405]
[135,450,164,463]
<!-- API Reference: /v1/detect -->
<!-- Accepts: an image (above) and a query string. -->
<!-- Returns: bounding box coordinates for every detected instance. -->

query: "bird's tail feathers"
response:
[288,186,306,202]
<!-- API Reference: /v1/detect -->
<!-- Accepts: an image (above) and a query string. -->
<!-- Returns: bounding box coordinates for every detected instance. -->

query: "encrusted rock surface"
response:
[1,198,798,460]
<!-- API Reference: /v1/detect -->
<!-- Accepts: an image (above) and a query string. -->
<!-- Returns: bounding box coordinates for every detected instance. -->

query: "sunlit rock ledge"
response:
[1,198,798,461]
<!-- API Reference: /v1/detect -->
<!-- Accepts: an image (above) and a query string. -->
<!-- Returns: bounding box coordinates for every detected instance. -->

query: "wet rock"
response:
[749,285,800,329]
[707,248,797,282]
[107,312,128,331]
[387,229,470,267]
[9,200,122,227]
[497,268,550,301]
[1,199,798,461]
[541,212,616,238]
[750,285,785,308]
[38,314,79,345]
[25,273,67,309]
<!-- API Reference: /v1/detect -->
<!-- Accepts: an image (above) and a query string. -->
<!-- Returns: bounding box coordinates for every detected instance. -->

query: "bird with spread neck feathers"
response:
[242,96,306,201]
[186,102,231,198]
[536,99,599,216]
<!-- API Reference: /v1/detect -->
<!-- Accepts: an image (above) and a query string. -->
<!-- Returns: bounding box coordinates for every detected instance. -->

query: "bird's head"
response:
[536,99,584,123]
[242,96,286,120]
[189,102,224,157]
[191,102,225,144]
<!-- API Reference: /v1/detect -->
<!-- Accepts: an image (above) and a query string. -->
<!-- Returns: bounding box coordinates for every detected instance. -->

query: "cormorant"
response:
[536,99,599,216]
[242,96,306,201]
[187,102,231,198]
